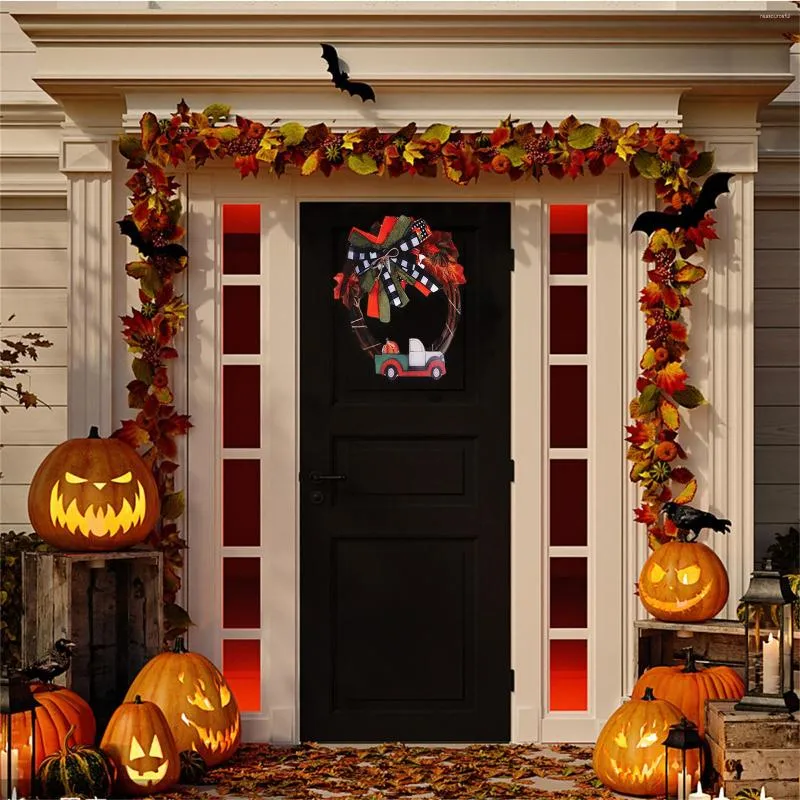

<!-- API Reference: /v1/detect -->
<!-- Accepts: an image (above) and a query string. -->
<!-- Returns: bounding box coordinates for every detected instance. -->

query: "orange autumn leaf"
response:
[669,321,688,341]
[673,478,697,505]
[661,284,680,312]
[659,396,680,431]
[639,282,662,309]
[674,263,706,284]
[655,361,688,395]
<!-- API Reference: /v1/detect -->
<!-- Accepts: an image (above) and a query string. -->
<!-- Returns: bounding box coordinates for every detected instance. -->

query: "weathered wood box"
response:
[22,550,163,732]
[635,618,800,676]
[706,700,800,800]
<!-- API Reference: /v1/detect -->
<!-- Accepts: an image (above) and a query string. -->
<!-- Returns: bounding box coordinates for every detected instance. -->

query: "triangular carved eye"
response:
[129,736,146,760]
[219,682,231,708]
[149,736,163,758]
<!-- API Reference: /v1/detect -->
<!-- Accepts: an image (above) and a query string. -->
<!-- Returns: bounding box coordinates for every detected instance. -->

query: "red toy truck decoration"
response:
[374,338,446,380]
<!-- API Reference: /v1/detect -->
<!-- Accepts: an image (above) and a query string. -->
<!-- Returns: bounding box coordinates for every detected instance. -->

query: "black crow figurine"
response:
[21,638,76,683]
[662,502,731,541]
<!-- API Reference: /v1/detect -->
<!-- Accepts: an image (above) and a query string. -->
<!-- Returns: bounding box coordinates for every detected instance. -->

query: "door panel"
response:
[300,202,511,742]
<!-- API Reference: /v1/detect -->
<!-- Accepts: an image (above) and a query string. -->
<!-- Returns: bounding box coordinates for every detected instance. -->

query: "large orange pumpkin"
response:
[593,687,698,797]
[27,426,159,551]
[124,638,240,766]
[638,539,728,622]
[0,683,96,797]
[632,648,744,736]
[100,695,180,796]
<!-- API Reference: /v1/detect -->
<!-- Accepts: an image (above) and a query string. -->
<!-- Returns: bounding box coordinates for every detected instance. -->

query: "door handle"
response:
[309,471,347,483]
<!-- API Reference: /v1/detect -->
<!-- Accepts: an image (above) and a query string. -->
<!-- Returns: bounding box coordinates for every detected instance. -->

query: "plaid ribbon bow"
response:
[347,218,441,318]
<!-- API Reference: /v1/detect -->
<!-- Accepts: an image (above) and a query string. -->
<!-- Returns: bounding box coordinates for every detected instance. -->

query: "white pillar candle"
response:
[759,787,774,800]
[762,632,780,694]
[677,768,691,800]
[716,789,728,800]
[0,748,19,800]
[688,780,711,800]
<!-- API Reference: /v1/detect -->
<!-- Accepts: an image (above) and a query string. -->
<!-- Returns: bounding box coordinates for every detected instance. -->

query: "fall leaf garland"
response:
[116,101,726,633]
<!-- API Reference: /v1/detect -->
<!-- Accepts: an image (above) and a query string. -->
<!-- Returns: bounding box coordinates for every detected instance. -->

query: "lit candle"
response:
[759,787,774,800]
[688,780,711,800]
[0,748,19,800]
[716,789,728,800]
[677,768,691,800]
[762,632,780,694]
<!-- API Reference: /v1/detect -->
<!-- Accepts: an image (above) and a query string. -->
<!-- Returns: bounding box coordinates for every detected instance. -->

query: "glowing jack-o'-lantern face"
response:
[593,688,698,796]
[125,638,241,767]
[100,696,180,797]
[28,427,159,551]
[638,540,729,622]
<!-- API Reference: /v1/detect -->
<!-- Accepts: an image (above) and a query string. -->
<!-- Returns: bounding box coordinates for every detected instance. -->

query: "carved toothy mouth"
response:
[181,713,240,754]
[609,752,664,783]
[639,579,712,613]
[50,480,147,537]
[125,760,169,786]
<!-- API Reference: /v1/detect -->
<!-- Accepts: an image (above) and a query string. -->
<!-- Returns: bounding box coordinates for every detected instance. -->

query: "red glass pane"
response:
[550,639,588,711]
[549,365,587,448]
[550,460,587,546]
[550,558,587,628]
[223,459,260,547]
[223,639,261,712]
[550,205,587,275]
[223,204,260,275]
[223,365,260,448]
[223,285,261,354]
[223,557,261,629]
[550,285,587,354]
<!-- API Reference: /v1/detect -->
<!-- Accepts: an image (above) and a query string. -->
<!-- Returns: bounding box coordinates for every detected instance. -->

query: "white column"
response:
[60,137,115,439]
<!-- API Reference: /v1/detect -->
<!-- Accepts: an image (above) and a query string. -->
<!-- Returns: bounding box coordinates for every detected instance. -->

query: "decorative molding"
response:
[755,153,800,196]
[60,138,113,173]
[0,155,66,196]
[65,166,115,439]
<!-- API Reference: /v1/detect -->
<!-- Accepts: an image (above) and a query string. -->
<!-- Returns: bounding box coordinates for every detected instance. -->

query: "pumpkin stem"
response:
[61,724,77,754]
[133,694,143,704]
[88,426,100,439]
[682,646,699,673]
[173,636,189,654]
[641,686,656,701]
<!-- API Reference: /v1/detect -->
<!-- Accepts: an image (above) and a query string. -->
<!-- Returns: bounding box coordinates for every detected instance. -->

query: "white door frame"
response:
[186,167,629,744]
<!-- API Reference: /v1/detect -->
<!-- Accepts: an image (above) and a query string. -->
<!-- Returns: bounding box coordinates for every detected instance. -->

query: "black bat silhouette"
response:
[118,218,188,261]
[631,171,734,235]
[320,43,376,103]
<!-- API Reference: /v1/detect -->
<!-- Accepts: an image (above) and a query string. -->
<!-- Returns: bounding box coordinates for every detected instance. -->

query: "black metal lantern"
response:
[662,717,704,800]
[735,559,797,712]
[0,669,39,800]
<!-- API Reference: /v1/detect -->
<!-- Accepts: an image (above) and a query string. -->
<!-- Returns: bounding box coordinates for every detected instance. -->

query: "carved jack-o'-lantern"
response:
[593,688,698,796]
[638,539,729,622]
[124,638,240,766]
[27,426,159,551]
[381,339,400,354]
[100,696,180,796]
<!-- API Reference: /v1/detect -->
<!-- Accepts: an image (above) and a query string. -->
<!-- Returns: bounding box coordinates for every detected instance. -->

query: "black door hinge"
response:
[510,459,515,483]
[510,669,515,692]
[508,249,515,272]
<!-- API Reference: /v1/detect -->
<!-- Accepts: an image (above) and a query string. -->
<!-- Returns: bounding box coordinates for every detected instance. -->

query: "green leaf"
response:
[119,134,145,164]
[688,150,715,178]
[140,268,163,300]
[132,358,154,385]
[633,150,663,180]
[379,289,391,324]
[638,384,661,414]
[347,152,378,175]
[140,112,160,151]
[161,490,185,521]
[567,124,601,149]
[501,142,526,168]
[279,121,307,147]
[202,103,231,125]
[421,123,452,144]
[360,270,375,294]
[125,261,153,280]
[672,385,706,409]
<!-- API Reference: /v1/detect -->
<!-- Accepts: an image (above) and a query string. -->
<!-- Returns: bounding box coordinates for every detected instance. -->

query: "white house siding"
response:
[0,10,67,529]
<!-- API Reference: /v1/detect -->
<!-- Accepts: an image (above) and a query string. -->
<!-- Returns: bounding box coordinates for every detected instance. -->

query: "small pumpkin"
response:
[632,648,744,736]
[28,426,160,551]
[179,750,207,784]
[4,682,96,795]
[381,339,400,354]
[37,724,115,800]
[125,638,240,766]
[593,687,699,797]
[100,695,180,796]
[638,539,729,622]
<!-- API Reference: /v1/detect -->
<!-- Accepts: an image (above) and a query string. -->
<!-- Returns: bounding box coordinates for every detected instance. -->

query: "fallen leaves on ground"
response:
[158,742,620,799]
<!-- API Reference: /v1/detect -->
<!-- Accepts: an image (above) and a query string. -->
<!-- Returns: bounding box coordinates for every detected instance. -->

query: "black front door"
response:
[300,202,512,742]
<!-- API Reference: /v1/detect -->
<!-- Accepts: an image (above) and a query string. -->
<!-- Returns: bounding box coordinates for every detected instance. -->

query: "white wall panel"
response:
[0,248,68,287]
[0,209,68,247]
[0,288,68,327]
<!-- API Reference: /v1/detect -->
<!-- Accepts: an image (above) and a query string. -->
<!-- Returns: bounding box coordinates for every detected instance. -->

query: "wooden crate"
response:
[22,550,163,732]
[706,700,800,800]
[635,618,800,676]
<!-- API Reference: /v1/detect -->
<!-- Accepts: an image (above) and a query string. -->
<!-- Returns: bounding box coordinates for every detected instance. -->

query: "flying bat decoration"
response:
[320,43,376,103]
[118,218,188,262]
[631,171,735,235]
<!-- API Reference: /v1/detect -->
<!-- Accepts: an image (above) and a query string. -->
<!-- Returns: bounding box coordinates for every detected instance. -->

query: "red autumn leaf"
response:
[669,321,688,341]
[625,421,650,446]
[634,504,658,525]
[114,419,152,449]
[670,467,695,484]
[661,284,680,312]
[639,282,663,309]
[655,361,688,395]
